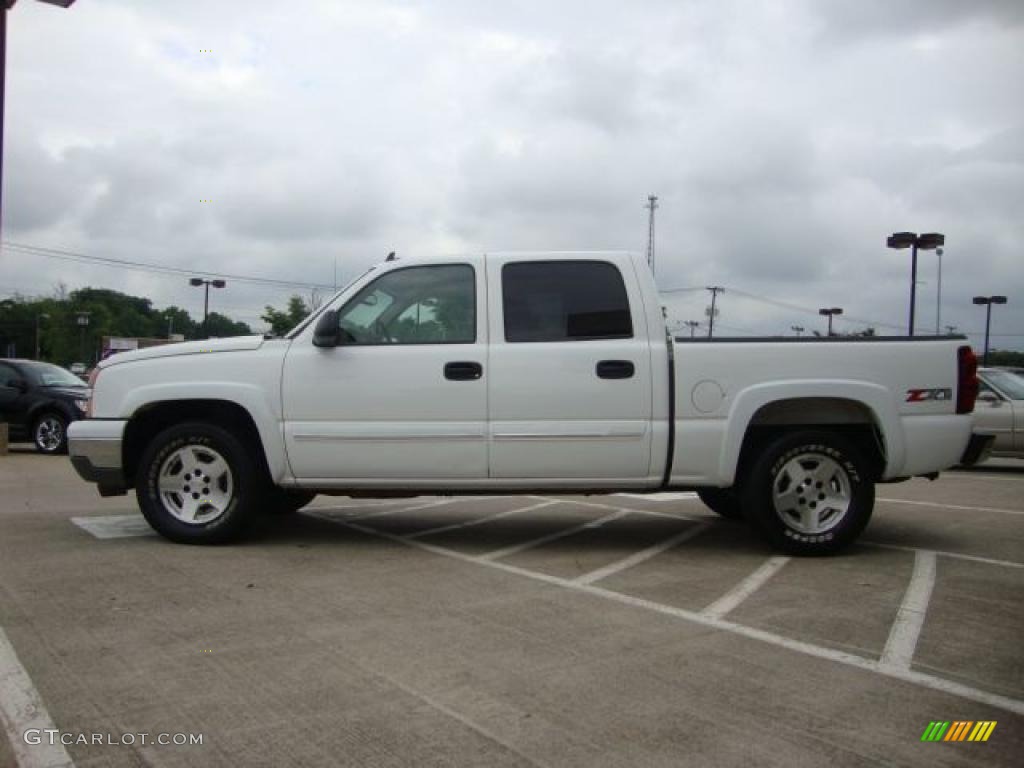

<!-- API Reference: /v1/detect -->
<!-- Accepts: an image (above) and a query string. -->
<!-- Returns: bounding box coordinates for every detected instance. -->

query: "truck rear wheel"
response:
[696,488,744,520]
[136,422,261,544]
[741,430,874,555]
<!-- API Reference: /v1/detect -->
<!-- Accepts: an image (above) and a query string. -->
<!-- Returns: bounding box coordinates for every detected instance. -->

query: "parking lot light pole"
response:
[818,307,842,336]
[75,310,90,362]
[34,311,48,359]
[887,231,944,336]
[972,295,1008,366]
[189,277,226,338]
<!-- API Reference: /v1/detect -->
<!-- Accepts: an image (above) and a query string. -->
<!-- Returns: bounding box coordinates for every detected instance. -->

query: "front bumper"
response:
[67,419,128,496]
[959,432,995,467]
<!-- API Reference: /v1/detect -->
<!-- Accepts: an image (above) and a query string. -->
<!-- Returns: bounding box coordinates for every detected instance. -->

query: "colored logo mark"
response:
[920,721,996,742]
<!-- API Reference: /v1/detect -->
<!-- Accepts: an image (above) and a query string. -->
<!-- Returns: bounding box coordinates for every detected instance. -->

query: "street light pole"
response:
[972,295,1008,366]
[818,307,842,336]
[34,311,48,359]
[75,310,90,362]
[935,247,943,336]
[189,277,226,338]
[887,231,945,336]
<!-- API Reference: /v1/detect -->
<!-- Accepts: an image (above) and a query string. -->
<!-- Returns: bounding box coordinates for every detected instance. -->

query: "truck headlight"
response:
[75,399,89,412]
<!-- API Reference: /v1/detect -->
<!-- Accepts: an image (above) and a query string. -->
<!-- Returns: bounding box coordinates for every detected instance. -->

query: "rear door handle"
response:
[444,362,483,381]
[596,360,635,379]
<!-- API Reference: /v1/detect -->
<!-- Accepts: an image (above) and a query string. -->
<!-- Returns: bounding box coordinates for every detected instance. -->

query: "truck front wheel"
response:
[741,430,874,555]
[136,422,261,544]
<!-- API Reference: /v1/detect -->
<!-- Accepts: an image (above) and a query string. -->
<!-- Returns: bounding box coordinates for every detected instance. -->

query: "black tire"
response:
[696,488,744,520]
[740,430,875,556]
[262,488,317,515]
[33,412,69,455]
[136,421,262,544]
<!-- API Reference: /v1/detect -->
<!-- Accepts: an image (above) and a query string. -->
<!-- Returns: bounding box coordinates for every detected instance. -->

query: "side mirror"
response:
[977,391,1000,405]
[312,310,340,348]
[3,378,26,391]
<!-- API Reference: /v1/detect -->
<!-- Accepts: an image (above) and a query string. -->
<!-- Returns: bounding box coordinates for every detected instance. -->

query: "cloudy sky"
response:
[2,0,1022,347]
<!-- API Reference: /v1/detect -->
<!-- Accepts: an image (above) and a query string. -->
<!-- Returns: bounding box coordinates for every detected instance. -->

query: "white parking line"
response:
[405,499,556,539]
[570,522,712,585]
[880,551,937,671]
[477,510,630,562]
[345,497,471,521]
[863,541,1024,570]
[878,497,1024,516]
[316,514,1024,716]
[700,556,790,620]
[0,626,75,768]
[71,514,155,539]
[568,497,702,523]
[615,492,699,502]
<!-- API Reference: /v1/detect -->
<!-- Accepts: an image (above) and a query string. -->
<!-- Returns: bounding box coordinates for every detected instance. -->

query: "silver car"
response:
[974,368,1024,457]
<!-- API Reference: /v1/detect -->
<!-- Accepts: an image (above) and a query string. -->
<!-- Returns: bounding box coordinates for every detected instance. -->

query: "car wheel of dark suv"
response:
[33,412,68,455]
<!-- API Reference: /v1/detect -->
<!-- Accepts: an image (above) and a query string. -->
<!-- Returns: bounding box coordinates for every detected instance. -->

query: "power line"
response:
[2,240,337,291]
[724,286,905,332]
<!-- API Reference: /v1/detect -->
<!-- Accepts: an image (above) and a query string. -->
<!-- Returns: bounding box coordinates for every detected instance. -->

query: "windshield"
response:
[28,363,87,387]
[984,370,1024,400]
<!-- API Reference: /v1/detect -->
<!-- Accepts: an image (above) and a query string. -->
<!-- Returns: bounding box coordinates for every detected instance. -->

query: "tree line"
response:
[0,286,252,366]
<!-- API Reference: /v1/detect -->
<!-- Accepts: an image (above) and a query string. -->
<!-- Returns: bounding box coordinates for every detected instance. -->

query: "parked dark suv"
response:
[0,359,90,454]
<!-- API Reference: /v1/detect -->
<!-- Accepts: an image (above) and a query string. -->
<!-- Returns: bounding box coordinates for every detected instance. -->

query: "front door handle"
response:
[444,361,483,381]
[596,360,635,379]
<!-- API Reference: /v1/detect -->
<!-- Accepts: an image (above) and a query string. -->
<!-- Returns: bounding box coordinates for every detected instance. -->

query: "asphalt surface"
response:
[1,447,1022,767]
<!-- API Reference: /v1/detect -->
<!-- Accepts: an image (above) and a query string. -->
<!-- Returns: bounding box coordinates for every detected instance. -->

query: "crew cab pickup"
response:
[68,252,992,554]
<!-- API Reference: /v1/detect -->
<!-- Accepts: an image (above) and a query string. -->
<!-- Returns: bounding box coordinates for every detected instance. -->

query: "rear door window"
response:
[502,261,633,342]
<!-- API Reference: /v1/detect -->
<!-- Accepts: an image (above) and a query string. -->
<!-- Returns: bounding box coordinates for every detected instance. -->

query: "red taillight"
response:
[956,345,978,414]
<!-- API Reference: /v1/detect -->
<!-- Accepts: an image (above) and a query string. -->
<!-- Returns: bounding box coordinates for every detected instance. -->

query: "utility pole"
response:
[645,195,658,275]
[705,286,724,338]
[683,320,700,338]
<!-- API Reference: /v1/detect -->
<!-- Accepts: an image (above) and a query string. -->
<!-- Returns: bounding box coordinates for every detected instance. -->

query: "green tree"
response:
[204,312,253,338]
[0,287,252,364]
[987,350,1024,367]
[161,306,199,339]
[262,295,311,336]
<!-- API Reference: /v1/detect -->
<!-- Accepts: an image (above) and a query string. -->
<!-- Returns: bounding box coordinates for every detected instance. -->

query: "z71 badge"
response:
[906,388,953,402]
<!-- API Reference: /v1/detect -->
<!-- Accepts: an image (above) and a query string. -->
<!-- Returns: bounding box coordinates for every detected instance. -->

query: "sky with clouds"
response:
[2,0,1022,347]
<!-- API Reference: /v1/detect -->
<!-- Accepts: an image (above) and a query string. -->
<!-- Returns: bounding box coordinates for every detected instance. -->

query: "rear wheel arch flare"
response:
[736,397,888,482]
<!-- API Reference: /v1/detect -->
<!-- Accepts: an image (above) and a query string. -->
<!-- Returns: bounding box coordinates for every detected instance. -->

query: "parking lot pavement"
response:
[1,450,1023,767]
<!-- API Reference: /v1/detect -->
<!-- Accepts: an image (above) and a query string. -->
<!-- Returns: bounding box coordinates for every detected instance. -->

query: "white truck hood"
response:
[99,335,266,367]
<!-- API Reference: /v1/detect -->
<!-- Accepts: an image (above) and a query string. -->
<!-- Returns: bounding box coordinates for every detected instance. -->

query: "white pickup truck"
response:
[68,252,992,555]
